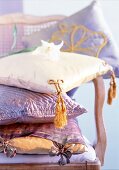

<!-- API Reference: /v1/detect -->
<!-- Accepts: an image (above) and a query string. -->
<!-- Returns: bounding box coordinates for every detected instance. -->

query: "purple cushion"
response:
[0,119,85,145]
[22,0,119,79]
[0,85,87,125]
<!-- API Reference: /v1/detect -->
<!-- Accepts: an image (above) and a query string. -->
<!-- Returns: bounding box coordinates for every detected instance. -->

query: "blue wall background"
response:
[0,0,119,169]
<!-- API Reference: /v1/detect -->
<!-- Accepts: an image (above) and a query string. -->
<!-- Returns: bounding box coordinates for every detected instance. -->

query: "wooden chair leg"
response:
[93,77,106,166]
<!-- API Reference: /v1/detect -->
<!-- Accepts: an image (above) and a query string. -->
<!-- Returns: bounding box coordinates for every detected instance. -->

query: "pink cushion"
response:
[0,24,24,57]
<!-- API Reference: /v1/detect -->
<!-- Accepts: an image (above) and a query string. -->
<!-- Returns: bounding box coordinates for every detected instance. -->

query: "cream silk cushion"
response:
[0,50,112,94]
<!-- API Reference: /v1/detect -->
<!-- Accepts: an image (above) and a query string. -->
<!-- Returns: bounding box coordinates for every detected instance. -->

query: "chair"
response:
[0,14,107,170]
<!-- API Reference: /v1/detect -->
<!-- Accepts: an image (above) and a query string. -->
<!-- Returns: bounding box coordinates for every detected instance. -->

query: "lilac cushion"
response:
[0,119,85,145]
[0,85,87,125]
[22,0,119,79]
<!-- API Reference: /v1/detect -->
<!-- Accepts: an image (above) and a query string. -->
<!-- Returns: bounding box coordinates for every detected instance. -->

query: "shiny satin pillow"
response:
[0,49,112,95]
[0,85,87,125]
[5,136,87,155]
[7,137,54,154]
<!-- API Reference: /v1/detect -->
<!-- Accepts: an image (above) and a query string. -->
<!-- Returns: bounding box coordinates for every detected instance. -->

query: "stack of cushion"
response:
[0,82,88,164]
[0,0,117,166]
[0,40,113,164]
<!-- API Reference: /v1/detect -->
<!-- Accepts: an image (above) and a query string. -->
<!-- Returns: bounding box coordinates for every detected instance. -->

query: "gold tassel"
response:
[112,73,117,98]
[54,92,67,128]
[48,80,67,129]
[107,81,113,105]
[107,72,117,105]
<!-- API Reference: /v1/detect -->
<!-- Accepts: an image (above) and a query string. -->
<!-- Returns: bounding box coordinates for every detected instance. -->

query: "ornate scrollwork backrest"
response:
[49,23,108,57]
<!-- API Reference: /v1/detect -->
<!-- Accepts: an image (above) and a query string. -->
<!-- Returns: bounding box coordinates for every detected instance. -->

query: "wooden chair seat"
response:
[0,161,101,170]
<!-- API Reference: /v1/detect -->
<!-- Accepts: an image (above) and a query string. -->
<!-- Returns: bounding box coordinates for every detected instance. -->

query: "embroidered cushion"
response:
[0,85,86,125]
[22,0,119,79]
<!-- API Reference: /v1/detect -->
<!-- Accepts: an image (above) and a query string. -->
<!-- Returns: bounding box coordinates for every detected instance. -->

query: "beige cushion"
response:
[8,136,87,154]
[9,137,53,154]
[0,49,112,94]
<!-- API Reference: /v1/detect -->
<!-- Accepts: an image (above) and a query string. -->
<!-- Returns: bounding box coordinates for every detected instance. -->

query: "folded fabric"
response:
[0,85,86,125]
[22,0,119,78]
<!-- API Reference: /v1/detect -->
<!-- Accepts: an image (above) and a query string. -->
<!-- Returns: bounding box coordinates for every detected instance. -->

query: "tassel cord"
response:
[48,80,67,129]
